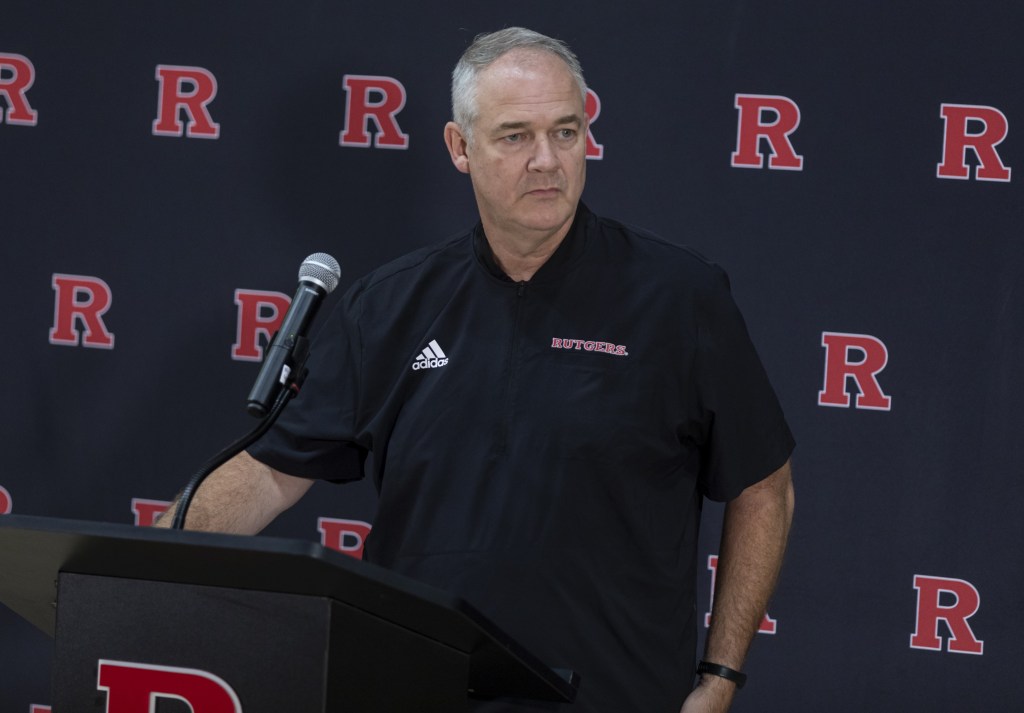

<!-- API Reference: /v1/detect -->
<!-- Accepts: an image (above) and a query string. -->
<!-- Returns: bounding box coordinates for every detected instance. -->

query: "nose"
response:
[528,135,559,172]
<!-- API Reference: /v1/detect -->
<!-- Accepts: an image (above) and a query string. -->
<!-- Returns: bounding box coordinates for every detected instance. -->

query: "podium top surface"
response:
[0,514,577,702]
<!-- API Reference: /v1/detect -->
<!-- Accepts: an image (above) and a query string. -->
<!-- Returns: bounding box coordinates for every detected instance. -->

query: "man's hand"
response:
[679,674,736,713]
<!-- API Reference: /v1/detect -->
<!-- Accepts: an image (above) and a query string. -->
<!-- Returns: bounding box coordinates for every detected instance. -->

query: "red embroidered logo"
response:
[551,338,628,356]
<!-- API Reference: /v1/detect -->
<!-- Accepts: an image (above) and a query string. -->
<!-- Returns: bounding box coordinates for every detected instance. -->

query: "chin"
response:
[519,202,575,230]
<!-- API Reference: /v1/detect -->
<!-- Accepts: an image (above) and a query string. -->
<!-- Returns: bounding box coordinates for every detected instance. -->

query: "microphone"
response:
[246,253,341,417]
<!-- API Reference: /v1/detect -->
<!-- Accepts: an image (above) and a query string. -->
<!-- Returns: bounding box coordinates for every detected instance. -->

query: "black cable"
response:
[170,377,300,530]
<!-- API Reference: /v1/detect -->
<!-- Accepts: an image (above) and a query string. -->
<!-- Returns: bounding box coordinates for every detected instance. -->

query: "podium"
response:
[0,515,578,711]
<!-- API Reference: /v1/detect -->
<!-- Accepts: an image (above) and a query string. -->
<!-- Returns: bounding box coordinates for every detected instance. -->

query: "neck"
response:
[482,213,576,282]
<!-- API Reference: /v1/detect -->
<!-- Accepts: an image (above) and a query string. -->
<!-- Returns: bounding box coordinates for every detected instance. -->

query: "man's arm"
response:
[680,459,795,713]
[153,450,314,534]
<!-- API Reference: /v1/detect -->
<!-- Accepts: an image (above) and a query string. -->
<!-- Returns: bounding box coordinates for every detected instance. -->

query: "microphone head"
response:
[299,253,341,293]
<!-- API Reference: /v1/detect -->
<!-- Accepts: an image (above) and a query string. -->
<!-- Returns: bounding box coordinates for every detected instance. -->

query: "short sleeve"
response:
[694,268,795,501]
[246,285,368,483]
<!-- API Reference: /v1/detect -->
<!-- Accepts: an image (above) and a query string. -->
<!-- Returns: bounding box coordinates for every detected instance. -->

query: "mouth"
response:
[525,187,562,197]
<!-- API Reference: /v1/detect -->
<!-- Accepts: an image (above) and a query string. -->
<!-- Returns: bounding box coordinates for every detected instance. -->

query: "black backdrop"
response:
[2,1,1022,711]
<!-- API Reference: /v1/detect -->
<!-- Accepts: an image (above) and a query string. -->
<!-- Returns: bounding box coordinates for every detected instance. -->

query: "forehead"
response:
[474,49,583,124]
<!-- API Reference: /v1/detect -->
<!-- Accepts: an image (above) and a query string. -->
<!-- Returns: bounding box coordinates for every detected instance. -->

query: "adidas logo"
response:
[412,339,449,371]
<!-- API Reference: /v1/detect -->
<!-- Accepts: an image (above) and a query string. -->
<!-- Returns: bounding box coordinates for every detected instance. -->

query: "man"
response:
[158,27,794,713]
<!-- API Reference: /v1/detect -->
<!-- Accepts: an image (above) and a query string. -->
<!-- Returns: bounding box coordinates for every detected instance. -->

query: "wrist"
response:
[696,660,747,690]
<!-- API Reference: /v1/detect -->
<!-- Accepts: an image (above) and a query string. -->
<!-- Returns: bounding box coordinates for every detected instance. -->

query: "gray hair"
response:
[451,27,588,145]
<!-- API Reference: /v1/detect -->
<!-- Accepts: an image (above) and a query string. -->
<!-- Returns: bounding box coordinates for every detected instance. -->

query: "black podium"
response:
[0,515,578,711]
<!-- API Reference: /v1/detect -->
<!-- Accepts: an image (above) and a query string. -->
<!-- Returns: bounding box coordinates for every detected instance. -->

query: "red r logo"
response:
[131,498,171,527]
[49,274,116,349]
[936,104,1011,182]
[232,289,292,362]
[98,660,242,713]
[818,332,892,410]
[731,94,804,170]
[584,88,604,160]
[910,575,984,655]
[0,52,38,125]
[705,555,778,634]
[152,65,221,139]
[319,517,373,560]
[339,75,410,149]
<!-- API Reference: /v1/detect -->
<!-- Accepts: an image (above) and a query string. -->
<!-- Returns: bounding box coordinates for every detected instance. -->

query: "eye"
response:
[502,132,524,143]
[556,128,577,140]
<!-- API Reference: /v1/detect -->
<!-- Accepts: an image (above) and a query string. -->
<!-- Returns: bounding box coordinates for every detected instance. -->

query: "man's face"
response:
[447,50,588,244]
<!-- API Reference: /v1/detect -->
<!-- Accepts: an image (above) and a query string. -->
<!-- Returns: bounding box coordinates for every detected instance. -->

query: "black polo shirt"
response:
[249,202,794,712]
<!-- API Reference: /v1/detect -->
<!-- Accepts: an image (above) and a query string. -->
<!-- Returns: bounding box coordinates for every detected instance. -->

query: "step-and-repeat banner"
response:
[2,2,1021,711]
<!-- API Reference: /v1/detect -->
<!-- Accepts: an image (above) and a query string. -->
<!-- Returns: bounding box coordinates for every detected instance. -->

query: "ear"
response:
[444,121,471,174]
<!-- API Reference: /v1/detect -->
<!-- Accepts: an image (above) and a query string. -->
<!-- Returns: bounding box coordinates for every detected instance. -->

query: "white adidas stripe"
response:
[412,339,449,367]
[427,340,447,359]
